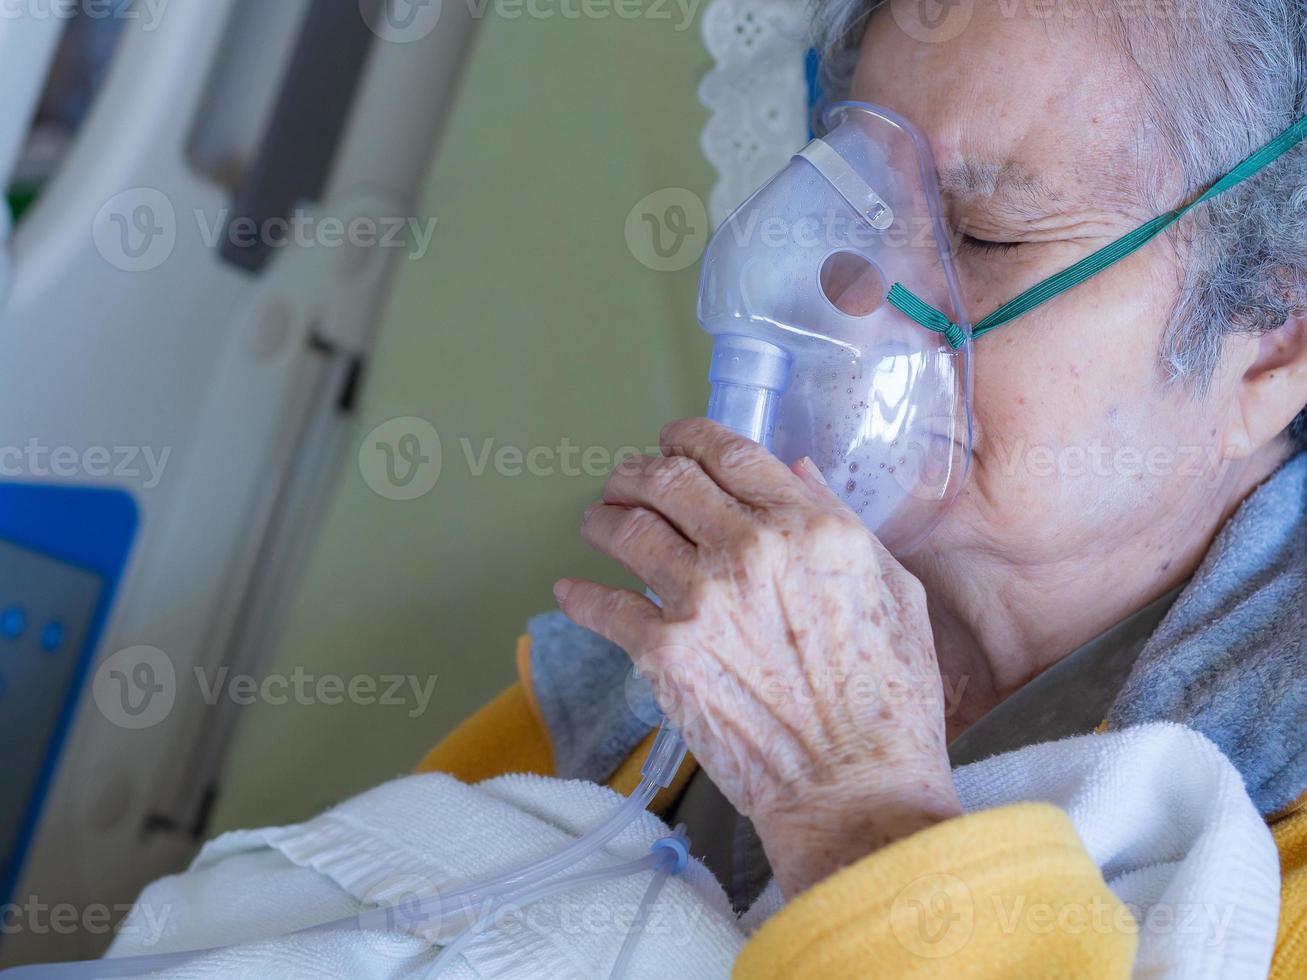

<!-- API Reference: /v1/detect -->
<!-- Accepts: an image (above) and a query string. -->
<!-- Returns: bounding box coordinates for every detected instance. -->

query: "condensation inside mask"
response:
[697,101,973,552]
[773,348,965,546]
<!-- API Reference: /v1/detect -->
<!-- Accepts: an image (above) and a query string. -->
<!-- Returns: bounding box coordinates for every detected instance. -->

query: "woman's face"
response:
[852,5,1251,577]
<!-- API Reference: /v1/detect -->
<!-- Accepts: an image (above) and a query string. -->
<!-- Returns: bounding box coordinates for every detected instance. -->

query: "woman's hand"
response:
[554,418,962,897]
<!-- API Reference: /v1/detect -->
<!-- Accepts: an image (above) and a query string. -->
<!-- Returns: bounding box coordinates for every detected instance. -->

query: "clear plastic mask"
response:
[697,101,973,553]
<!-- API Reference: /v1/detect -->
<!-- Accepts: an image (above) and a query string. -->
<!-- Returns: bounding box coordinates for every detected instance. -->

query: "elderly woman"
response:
[97,0,1304,976]
[421,0,1307,974]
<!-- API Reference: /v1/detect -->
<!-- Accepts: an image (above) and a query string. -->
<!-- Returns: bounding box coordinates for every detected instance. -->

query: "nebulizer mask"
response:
[699,100,972,552]
[699,101,1307,552]
[20,102,1307,980]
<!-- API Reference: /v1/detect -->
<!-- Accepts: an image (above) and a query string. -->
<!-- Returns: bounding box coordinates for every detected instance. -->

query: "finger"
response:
[660,417,805,509]
[580,503,696,600]
[792,457,897,564]
[603,454,745,545]
[553,578,661,654]
[792,456,848,511]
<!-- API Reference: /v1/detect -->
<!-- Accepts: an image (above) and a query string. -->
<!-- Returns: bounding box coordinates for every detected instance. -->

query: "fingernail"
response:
[799,457,828,484]
[553,579,573,604]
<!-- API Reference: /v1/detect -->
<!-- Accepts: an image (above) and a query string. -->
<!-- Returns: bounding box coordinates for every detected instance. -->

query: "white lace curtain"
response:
[698,0,812,224]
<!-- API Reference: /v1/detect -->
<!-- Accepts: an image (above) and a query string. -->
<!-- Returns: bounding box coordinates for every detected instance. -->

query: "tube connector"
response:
[649,825,690,875]
[639,723,687,788]
[706,334,793,451]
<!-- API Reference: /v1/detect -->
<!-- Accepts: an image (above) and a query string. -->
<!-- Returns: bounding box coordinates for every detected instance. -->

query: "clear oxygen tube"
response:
[416,339,791,973]
[0,725,689,980]
[419,723,688,976]
[428,825,690,978]
[2,369,785,979]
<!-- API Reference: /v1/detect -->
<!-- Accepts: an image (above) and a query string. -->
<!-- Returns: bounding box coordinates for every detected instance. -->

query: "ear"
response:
[1222,314,1307,460]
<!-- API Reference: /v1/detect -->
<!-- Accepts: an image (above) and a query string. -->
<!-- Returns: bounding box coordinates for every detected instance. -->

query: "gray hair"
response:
[810,0,1307,453]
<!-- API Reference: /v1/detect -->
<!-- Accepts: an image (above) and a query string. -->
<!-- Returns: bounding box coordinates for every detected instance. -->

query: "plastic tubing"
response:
[415,724,686,976]
[426,851,669,976]
[607,862,673,980]
[607,826,689,979]
[0,848,686,979]
[422,722,685,913]
[293,722,684,938]
[0,724,688,979]
[4,352,783,978]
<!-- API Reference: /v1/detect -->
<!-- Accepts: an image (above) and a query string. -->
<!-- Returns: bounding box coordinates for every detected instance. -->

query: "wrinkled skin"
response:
[557,2,1307,897]
[555,418,961,896]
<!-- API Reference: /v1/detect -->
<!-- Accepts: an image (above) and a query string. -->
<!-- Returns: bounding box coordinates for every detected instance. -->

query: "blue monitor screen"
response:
[0,540,103,892]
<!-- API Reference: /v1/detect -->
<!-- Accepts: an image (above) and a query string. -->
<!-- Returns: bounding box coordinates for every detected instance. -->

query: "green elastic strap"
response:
[890,113,1307,348]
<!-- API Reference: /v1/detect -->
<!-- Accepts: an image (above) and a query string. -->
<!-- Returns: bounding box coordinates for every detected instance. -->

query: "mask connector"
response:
[707,334,793,451]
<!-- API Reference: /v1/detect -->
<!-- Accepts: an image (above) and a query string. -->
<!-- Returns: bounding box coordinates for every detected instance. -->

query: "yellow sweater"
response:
[417,637,1306,977]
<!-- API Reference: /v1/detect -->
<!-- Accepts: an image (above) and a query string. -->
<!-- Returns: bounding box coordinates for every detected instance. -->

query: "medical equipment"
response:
[2,399,708,975]
[0,0,479,965]
[701,101,1307,553]
[444,97,1307,978]
[0,730,690,978]
[0,95,973,980]
[698,100,973,553]
[886,113,1307,344]
[10,45,1303,963]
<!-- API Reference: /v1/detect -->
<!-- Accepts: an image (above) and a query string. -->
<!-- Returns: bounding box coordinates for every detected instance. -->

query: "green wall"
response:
[211,7,714,830]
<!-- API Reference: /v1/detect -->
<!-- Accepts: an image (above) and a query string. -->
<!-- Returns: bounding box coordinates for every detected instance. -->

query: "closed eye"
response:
[958,233,1023,255]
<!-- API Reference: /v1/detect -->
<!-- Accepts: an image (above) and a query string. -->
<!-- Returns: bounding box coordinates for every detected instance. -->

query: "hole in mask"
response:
[818,251,887,317]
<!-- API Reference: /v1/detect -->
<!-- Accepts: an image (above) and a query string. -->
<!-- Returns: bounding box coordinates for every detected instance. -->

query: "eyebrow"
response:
[936,161,1068,216]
